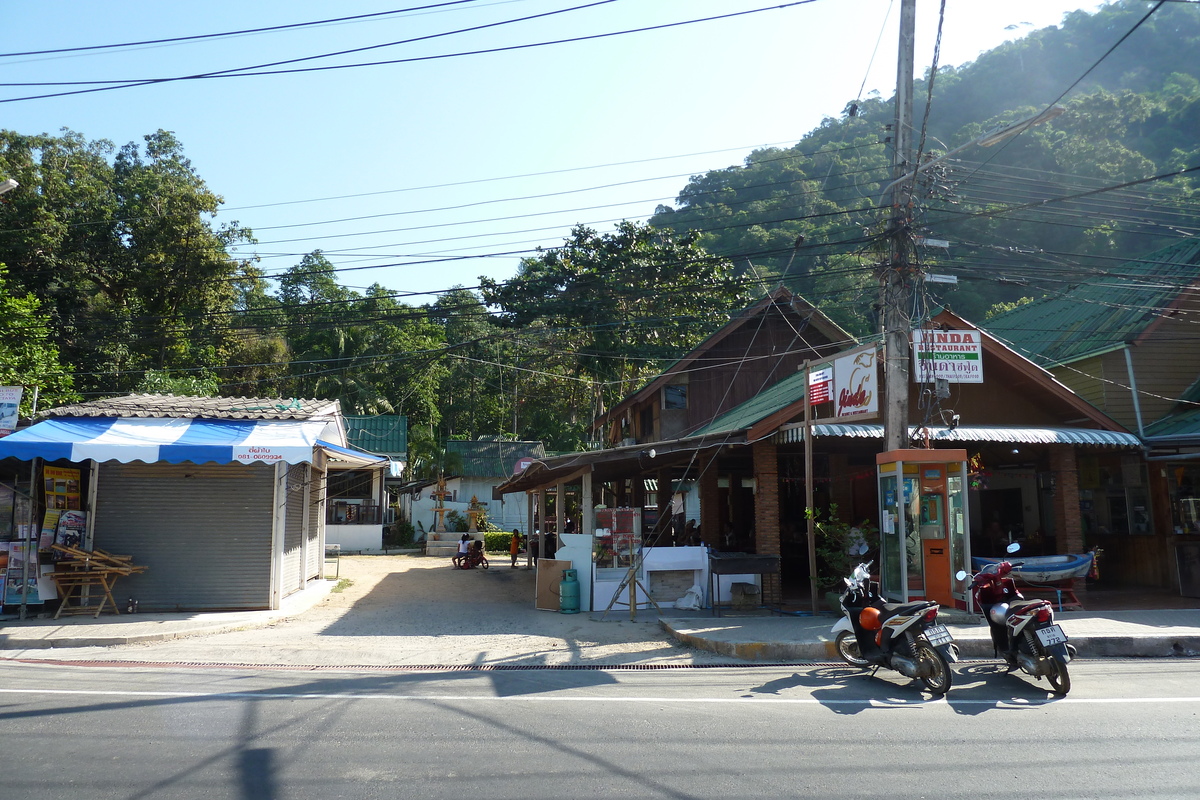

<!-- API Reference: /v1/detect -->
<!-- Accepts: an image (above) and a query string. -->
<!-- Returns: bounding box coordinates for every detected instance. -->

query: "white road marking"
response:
[2,687,1199,706]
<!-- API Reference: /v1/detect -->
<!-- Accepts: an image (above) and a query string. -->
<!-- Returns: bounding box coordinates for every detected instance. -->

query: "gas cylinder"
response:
[559,568,580,614]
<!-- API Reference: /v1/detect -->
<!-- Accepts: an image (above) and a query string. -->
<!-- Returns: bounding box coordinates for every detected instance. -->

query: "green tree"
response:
[480,221,753,430]
[0,266,78,415]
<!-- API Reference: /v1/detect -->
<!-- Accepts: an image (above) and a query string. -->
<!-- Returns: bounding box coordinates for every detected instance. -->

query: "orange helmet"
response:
[859,607,882,631]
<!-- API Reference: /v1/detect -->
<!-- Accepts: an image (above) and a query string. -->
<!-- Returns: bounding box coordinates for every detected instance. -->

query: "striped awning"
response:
[0,416,385,466]
[776,423,1140,448]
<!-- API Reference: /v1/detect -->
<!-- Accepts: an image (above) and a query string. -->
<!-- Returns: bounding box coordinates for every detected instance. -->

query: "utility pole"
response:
[882,0,917,452]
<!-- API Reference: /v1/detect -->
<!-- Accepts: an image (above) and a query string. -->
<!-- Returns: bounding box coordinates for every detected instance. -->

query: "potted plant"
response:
[807,504,879,612]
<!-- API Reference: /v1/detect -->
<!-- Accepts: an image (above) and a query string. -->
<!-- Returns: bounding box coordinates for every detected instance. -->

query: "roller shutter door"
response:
[306,467,325,580]
[281,463,307,596]
[93,462,275,610]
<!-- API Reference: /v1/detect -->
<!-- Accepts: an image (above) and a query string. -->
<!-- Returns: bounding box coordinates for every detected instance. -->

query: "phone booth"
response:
[876,449,971,608]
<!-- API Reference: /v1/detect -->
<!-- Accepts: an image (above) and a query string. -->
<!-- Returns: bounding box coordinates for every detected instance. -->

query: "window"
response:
[663,384,687,410]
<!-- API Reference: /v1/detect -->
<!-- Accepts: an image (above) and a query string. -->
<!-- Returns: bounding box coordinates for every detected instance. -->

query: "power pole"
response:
[882,0,917,452]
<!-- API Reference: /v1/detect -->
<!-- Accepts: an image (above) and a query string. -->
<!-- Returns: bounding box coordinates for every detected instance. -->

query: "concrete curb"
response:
[660,619,1200,662]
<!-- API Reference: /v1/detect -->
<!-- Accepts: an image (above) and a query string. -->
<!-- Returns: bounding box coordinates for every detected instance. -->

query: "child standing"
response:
[510,528,522,568]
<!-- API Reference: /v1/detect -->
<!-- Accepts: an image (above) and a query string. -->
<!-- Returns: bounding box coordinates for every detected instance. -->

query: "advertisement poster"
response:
[0,386,22,437]
[55,510,87,551]
[43,466,82,511]
[0,483,14,541]
[4,541,41,605]
[39,509,63,551]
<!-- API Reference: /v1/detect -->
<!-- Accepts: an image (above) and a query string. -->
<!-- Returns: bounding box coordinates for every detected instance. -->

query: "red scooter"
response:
[959,546,1074,695]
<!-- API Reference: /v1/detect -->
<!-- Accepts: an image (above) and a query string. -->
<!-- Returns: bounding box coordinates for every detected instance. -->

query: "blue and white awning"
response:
[0,417,384,466]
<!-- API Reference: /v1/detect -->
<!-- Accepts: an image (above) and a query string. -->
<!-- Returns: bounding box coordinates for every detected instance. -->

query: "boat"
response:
[971,552,1094,584]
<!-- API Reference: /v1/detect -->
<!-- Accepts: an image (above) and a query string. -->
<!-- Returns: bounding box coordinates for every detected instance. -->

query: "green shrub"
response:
[444,510,468,532]
[384,521,415,548]
[484,531,517,553]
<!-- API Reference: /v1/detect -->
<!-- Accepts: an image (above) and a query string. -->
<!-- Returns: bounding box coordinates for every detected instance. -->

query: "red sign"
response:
[513,457,535,474]
[808,367,833,405]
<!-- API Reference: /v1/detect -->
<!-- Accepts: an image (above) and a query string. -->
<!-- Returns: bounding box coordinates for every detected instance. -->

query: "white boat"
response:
[971,552,1094,584]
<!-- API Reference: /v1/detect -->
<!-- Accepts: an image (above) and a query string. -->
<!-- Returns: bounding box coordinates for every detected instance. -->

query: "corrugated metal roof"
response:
[775,423,1140,448]
[984,238,1200,367]
[1144,407,1200,440]
[343,415,407,455]
[447,439,546,478]
[41,394,339,421]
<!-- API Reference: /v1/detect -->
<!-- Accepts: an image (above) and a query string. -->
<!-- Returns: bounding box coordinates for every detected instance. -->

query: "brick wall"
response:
[753,440,782,604]
[1051,445,1086,602]
[648,569,698,603]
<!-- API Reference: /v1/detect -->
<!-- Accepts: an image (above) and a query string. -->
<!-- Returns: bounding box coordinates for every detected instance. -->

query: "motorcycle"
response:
[958,545,1074,695]
[831,562,957,695]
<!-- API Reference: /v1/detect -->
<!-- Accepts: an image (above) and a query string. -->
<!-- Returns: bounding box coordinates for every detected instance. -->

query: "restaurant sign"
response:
[912,329,983,384]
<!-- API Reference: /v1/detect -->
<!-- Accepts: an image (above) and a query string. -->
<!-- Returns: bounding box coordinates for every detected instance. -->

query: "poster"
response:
[3,541,41,605]
[55,510,87,551]
[0,386,22,437]
[39,509,63,552]
[43,466,82,511]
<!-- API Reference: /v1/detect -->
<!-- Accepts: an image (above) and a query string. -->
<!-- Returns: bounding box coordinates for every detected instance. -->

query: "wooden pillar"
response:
[699,451,721,549]
[1051,445,1086,602]
[753,439,782,605]
[656,467,673,545]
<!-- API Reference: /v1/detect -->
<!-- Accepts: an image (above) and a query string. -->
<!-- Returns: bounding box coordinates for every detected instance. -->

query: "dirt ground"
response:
[64,555,731,667]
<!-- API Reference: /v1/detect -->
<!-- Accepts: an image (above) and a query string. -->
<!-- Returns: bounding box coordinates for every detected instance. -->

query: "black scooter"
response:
[831,562,958,695]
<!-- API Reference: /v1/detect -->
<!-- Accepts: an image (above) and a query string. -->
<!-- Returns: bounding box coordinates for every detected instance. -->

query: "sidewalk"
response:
[1,555,1198,663]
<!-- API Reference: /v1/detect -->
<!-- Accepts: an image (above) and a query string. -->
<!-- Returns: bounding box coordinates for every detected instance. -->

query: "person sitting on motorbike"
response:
[452,534,470,568]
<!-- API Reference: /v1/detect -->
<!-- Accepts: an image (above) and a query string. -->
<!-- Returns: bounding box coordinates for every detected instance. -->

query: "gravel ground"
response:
[47,555,734,667]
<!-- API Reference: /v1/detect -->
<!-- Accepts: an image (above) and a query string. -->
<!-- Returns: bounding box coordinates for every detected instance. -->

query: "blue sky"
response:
[1,0,1103,301]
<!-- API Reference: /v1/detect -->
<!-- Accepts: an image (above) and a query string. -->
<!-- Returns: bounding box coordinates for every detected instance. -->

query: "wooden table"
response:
[51,570,121,618]
[49,544,145,618]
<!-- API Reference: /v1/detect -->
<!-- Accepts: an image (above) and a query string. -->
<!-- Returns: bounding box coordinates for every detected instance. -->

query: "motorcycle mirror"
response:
[955,570,968,581]
[1006,542,1021,554]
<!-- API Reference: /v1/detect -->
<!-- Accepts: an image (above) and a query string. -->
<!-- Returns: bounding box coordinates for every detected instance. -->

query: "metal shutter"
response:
[93,462,275,611]
[281,463,306,596]
[306,466,325,580]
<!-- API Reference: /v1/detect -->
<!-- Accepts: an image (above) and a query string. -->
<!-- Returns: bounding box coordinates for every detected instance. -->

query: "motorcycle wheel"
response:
[835,630,870,667]
[915,642,952,696]
[1046,655,1071,696]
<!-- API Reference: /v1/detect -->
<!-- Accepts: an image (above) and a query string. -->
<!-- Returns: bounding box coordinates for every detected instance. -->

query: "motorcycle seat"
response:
[881,601,936,617]
[1007,599,1049,615]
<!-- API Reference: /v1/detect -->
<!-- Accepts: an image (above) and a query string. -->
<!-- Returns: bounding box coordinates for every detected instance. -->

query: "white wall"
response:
[326,524,384,551]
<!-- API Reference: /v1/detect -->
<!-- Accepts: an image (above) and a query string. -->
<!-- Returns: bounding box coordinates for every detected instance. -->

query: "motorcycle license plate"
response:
[924,624,953,647]
[1036,624,1067,647]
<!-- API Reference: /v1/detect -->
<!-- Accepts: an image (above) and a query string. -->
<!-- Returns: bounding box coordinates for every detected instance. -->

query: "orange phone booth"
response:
[876,449,971,608]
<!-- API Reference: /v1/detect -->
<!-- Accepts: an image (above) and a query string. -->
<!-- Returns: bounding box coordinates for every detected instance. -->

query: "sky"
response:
[0,0,1106,303]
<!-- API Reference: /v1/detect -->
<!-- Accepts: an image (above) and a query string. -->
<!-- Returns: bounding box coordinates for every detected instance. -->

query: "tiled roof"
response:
[447,439,545,478]
[41,394,340,421]
[344,415,408,456]
[983,238,1200,367]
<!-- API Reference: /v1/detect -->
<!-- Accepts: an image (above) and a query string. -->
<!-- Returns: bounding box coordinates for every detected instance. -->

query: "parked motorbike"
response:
[832,562,957,695]
[958,545,1073,695]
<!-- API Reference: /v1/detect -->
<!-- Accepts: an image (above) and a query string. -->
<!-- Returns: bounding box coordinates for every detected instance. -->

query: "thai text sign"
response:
[834,345,878,419]
[912,329,983,384]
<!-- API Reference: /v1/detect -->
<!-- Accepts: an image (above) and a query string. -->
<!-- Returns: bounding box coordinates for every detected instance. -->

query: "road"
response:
[0,658,1197,799]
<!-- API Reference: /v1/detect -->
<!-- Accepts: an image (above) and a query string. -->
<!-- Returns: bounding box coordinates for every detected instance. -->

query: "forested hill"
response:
[648,0,1200,334]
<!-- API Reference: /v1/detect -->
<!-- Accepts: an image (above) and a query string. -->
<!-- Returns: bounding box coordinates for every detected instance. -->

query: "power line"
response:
[0,1,822,103]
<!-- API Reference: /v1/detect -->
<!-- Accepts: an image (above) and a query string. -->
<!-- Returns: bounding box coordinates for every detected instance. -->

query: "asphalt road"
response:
[1,658,1197,799]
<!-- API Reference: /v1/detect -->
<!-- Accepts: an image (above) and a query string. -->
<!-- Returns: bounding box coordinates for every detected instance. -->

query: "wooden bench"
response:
[50,544,146,618]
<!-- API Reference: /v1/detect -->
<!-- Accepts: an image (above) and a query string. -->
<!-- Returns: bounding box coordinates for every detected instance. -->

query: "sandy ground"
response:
[42,555,732,667]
